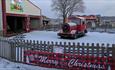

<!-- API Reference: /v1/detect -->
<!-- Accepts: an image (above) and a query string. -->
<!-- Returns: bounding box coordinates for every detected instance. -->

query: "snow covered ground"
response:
[0,57,61,70]
[2,31,114,70]
[21,31,115,47]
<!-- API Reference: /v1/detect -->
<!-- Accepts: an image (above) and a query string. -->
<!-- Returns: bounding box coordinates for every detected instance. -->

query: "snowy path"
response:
[22,31,115,47]
[0,57,61,70]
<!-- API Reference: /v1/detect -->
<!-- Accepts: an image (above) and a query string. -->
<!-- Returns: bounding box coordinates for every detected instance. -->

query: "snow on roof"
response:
[28,0,41,10]
[68,22,76,26]
[77,17,85,20]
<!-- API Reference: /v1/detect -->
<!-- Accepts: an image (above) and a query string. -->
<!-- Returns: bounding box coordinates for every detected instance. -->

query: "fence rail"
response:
[0,37,115,70]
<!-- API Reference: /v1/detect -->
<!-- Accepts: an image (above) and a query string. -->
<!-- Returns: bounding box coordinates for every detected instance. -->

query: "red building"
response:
[69,15,99,28]
[0,0,42,36]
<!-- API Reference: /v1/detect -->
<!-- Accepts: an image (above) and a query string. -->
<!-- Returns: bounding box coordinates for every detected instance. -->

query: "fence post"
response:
[101,44,105,57]
[10,40,16,61]
[33,40,36,50]
[47,41,50,52]
[76,43,80,55]
[95,43,99,56]
[20,40,23,62]
[23,40,27,63]
[64,42,67,54]
[68,42,71,54]
[73,42,75,55]
[36,40,40,51]
[43,41,46,52]
[112,44,115,70]
[51,41,54,53]
[86,43,89,56]
[81,43,85,55]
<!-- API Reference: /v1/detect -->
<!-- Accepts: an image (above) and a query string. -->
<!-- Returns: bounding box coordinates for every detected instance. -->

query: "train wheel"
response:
[73,34,77,39]
[60,36,63,38]
[84,30,87,33]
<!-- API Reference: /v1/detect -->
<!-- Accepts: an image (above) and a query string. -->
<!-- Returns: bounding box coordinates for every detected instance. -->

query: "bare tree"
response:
[52,0,85,23]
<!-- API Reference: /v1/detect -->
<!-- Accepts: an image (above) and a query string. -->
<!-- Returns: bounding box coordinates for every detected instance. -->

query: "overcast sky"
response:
[30,0,115,18]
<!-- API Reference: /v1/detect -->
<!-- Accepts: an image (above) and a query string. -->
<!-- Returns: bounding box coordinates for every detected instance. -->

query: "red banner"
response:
[24,50,112,70]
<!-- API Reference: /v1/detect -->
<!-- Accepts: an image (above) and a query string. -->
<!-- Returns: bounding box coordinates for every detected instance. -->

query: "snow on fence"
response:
[0,38,115,70]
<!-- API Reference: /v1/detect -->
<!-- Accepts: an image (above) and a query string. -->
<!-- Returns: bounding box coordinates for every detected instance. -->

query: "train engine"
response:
[58,17,87,39]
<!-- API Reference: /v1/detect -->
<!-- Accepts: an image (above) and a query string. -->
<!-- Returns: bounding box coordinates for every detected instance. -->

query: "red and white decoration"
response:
[24,50,112,70]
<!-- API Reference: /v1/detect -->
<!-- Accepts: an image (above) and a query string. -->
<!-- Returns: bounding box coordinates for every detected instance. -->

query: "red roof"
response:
[82,16,97,20]
[69,15,97,20]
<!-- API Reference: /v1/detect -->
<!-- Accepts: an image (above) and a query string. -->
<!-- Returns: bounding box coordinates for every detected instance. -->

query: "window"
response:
[70,19,80,25]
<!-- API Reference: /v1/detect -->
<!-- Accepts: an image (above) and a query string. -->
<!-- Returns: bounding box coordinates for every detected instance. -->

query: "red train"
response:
[58,17,87,39]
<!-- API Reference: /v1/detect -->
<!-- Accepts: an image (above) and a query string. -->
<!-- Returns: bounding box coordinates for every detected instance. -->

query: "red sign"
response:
[24,50,112,70]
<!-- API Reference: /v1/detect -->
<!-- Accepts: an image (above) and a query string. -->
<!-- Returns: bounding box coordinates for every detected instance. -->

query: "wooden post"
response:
[112,44,115,70]
[73,43,75,55]
[96,43,100,57]
[40,41,42,52]
[10,40,16,61]
[1,0,7,36]
[68,42,71,54]
[47,41,50,52]
[106,44,110,57]
[82,43,85,55]
[77,43,80,55]
[23,40,27,63]
[86,43,89,56]
[16,40,20,62]
[36,40,40,51]
[25,16,30,32]
[64,42,67,54]
[101,44,105,57]
[19,40,23,62]
[50,41,54,53]
[43,41,46,52]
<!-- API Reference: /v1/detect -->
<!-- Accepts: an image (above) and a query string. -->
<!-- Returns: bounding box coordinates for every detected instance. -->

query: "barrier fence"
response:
[0,37,115,70]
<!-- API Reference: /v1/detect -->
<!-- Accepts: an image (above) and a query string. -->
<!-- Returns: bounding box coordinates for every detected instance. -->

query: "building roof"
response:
[69,15,97,20]
[100,16,115,22]
[28,0,41,10]
[82,16,97,20]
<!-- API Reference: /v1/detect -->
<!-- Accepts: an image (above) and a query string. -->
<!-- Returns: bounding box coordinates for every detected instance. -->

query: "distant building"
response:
[0,0,42,36]
[46,18,63,31]
[100,16,115,28]
[50,18,63,25]
[42,15,50,26]
[69,15,99,28]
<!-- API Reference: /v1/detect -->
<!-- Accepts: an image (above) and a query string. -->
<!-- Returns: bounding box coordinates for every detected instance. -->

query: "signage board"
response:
[10,0,24,12]
[24,50,112,70]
